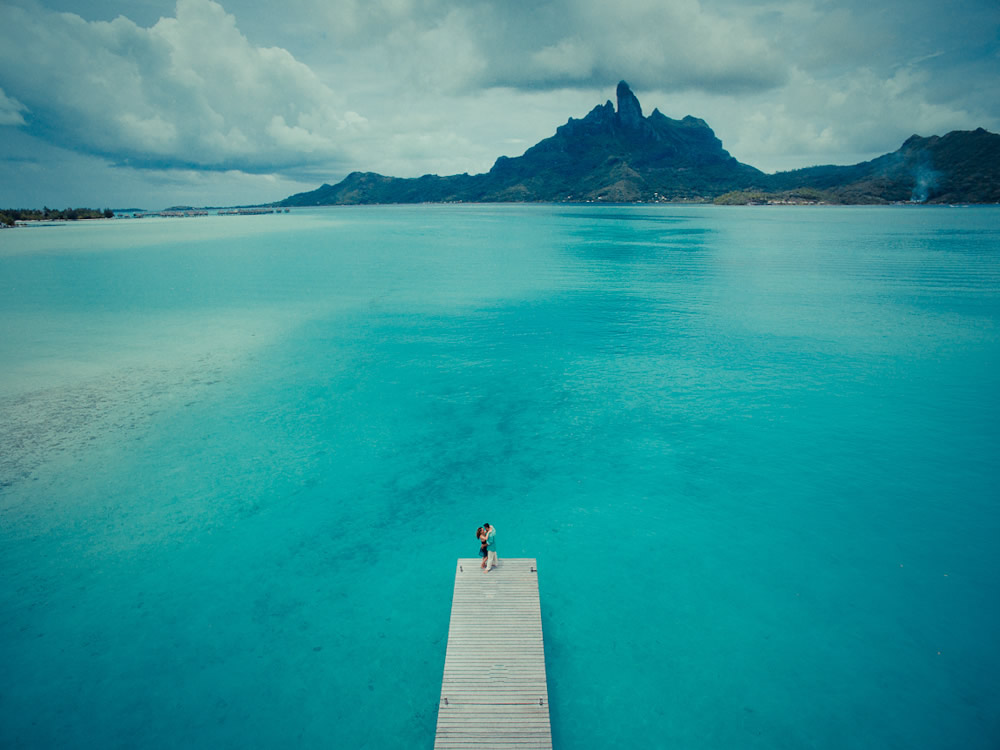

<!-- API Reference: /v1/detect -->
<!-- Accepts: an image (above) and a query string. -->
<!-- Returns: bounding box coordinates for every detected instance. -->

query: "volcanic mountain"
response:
[279,82,1000,206]
[280,81,764,205]
[763,128,1000,204]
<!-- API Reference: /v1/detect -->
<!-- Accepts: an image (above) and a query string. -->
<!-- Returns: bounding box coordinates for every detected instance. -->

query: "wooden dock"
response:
[434,558,552,750]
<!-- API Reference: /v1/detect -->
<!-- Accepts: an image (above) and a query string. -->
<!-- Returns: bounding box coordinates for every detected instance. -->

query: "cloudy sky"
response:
[1,0,998,209]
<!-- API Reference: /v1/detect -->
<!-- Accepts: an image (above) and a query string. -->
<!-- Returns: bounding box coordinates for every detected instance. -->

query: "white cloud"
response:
[273,0,788,95]
[555,0,788,92]
[0,87,28,126]
[340,86,605,179]
[668,63,988,172]
[531,38,596,81]
[0,0,362,171]
[381,7,488,92]
[0,128,321,209]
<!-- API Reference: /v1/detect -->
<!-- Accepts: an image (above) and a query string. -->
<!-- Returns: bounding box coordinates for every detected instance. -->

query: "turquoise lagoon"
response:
[1,205,998,748]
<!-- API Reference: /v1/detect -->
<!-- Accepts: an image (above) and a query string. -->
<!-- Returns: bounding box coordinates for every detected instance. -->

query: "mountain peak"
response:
[277,82,1000,207]
[616,80,643,128]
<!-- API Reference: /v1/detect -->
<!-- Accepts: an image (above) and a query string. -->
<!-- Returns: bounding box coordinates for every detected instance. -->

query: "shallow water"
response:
[1,205,998,748]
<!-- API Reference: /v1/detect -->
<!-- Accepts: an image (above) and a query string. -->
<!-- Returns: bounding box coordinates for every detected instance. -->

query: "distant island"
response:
[279,81,1000,207]
[1,207,114,226]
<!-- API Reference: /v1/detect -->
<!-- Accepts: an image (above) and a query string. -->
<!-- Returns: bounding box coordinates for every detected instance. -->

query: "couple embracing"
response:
[476,523,497,572]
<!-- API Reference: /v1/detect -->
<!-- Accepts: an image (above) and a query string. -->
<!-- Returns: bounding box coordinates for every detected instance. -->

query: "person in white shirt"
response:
[482,523,497,572]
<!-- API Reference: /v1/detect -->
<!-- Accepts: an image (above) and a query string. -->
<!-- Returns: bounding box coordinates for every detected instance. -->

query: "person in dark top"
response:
[477,526,489,568]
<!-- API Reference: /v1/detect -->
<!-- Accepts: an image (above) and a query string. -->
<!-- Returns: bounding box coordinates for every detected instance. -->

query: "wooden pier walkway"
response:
[434,558,552,750]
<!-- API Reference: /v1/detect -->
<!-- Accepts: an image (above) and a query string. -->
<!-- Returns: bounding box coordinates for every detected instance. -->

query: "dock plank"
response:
[434,558,552,750]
